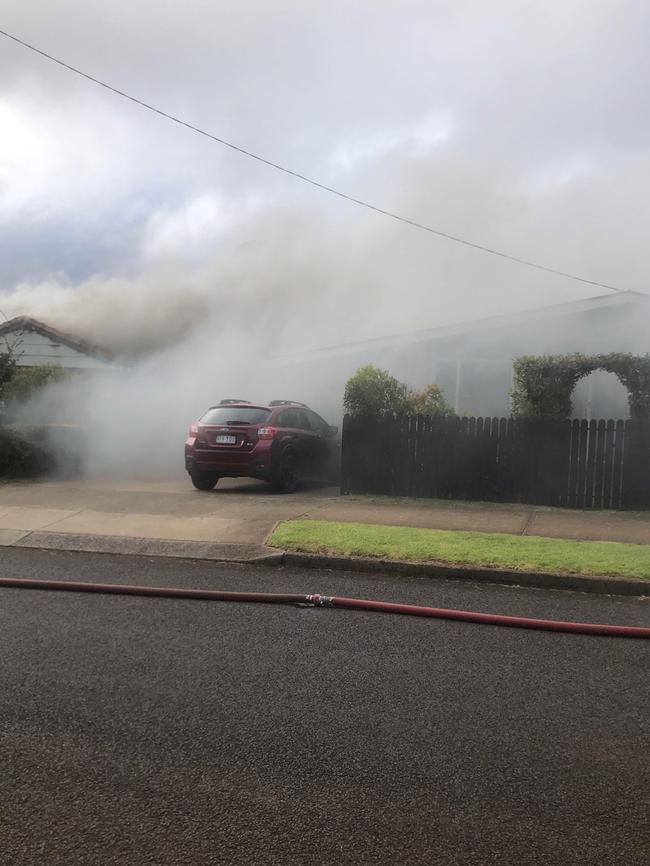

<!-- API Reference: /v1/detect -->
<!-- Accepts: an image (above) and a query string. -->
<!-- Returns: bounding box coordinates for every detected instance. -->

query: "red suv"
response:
[185,400,340,492]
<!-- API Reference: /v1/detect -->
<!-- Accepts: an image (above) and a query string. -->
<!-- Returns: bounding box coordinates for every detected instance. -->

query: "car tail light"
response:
[258,426,278,440]
[189,422,199,436]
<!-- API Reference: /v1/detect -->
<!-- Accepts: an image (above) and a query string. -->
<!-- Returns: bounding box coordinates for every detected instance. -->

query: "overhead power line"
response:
[0,27,634,295]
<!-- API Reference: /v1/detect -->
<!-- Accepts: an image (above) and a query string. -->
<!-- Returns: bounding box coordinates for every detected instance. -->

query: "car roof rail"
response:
[219,398,250,405]
[269,400,309,408]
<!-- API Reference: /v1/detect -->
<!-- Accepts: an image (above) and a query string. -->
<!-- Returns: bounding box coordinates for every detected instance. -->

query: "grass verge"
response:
[270,519,650,579]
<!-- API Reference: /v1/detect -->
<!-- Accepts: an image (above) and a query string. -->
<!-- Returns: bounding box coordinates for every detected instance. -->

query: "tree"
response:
[343,365,409,415]
[0,347,17,404]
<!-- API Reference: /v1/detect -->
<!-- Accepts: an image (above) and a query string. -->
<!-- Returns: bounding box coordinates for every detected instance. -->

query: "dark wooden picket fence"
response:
[341,415,650,509]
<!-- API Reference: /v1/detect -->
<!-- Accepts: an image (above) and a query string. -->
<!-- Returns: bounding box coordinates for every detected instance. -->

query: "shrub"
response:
[344,365,453,417]
[2,365,70,403]
[0,426,55,477]
[403,383,454,416]
[344,365,409,416]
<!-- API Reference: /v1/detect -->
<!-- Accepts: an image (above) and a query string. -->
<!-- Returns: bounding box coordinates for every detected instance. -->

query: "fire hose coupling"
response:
[305,594,334,607]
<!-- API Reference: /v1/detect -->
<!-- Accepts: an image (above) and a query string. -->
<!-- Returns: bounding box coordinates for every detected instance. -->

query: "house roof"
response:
[0,316,113,362]
[265,290,650,364]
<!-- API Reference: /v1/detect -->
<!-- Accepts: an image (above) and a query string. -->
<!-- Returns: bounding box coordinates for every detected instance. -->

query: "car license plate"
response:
[216,434,237,444]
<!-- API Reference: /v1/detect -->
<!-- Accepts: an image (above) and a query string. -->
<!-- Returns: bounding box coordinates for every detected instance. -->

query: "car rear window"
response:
[200,407,271,425]
[276,408,310,429]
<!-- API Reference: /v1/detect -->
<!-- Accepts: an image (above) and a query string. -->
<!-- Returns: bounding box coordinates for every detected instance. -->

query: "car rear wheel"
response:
[190,472,219,491]
[272,453,298,494]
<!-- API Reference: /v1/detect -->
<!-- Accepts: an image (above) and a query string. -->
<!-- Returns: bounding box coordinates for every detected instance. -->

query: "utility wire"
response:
[0,27,633,295]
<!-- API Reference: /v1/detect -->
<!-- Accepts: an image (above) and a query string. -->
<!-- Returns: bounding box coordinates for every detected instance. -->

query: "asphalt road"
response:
[1,548,648,866]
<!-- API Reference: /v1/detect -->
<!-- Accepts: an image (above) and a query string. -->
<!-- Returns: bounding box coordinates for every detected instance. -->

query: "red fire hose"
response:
[0,577,648,638]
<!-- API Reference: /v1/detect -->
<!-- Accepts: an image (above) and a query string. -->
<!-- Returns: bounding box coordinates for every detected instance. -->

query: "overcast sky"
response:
[1,1,650,354]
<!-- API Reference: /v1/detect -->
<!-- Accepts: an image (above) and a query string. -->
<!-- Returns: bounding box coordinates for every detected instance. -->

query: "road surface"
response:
[1,548,648,865]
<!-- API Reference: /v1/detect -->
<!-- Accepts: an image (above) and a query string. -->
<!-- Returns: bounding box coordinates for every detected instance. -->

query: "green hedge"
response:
[511,353,650,419]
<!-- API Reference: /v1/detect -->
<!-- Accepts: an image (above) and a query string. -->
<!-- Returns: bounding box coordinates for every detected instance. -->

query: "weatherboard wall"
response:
[0,330,111,370]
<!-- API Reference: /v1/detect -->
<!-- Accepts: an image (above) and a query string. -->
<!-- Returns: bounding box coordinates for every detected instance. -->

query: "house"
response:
[0,316,112,371]
[262,291,650,420]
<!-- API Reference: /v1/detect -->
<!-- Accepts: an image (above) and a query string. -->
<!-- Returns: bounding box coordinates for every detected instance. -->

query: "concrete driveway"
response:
[0,476,341,559]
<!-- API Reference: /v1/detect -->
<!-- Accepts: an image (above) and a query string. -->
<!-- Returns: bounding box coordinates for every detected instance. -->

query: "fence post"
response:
[621,420,650,509]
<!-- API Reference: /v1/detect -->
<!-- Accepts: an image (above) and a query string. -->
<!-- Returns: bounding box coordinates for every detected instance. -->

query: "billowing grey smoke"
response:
[2,1,650,473]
